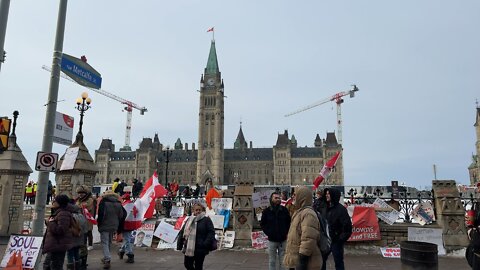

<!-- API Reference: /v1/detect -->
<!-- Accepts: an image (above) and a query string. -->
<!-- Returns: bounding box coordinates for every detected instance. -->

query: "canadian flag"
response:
[82,207,97,225]
[124,171,168,230]
[313,150,342,190]
[207,27,214,32]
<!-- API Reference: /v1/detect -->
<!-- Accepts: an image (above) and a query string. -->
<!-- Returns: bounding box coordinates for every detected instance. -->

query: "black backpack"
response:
[311,207,331,255]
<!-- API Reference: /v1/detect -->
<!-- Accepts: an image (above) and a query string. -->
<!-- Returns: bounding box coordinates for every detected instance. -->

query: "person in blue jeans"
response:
[261,191,291,270]
[118,193,135,263]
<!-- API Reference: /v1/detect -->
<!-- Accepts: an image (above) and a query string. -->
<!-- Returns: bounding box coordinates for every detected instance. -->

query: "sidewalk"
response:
[76,244,468,270]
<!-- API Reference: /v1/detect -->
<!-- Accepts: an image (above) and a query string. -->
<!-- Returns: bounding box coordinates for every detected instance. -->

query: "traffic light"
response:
[0,117,11,152]
[0,50,5,63]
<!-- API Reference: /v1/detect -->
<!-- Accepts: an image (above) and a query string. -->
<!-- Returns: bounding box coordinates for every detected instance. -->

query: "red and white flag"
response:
[124,171,168,230]
[82,207,97,225]
[313,150,342,190]
[207,27,214,32]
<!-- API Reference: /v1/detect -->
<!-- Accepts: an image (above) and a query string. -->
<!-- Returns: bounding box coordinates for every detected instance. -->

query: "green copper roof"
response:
[205,41,219,75]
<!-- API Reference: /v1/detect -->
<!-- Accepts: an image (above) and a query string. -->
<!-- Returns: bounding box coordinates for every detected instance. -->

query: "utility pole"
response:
[31,0,68,236]
[0,0,11,71]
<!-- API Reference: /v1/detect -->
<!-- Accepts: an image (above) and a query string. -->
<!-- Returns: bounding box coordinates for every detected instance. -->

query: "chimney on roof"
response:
[185,143,189,151]
[192,143,196,151]
[250,141,252,149]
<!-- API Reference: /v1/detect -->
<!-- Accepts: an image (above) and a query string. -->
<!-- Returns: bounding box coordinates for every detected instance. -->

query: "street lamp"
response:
[163,145,172,187]
[75,92,92,135]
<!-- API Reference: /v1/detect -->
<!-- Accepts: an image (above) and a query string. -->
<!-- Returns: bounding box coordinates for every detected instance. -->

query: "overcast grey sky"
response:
[1,1,479,188]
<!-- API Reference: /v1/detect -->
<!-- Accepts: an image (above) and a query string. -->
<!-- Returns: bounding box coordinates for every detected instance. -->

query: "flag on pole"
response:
[82,207,97,225]
[124,171,168,230]
[207,27,214,32]
[313,150,342,190]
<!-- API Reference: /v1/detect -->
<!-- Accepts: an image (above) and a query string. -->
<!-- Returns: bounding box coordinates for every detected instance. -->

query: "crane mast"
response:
[285,85,358,145]
[42,65,147,151]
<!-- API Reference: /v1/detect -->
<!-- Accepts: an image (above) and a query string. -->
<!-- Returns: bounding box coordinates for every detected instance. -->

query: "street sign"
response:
[60,53,102,89]
[53,112,74,146]
[35,152,59,172]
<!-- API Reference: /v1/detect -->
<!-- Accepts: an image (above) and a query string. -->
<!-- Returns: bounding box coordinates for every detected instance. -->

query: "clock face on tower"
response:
[207,78,215,86]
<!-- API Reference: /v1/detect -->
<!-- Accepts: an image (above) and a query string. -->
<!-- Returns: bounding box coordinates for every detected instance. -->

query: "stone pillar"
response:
[0,135,32,236]
[432,180,469,249]
[55,133,97,199]
[232,179,254,247]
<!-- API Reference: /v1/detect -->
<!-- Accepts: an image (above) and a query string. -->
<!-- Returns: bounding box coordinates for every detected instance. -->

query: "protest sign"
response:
[153,220,180,243]
[408,227,446,255]
[223,231,235,249]
[156,239,178,250]
[251,231,268,249]
[133,219,156,247]
[373,198,400,225]
[348,206,381,241]
[92,225,101,243]
[252,190,274,208]
[380,247,400,258]
[170,206,185,218]
[211,198,233,212]
[411,202,435,225]
[209,215,225,230]
[174,216,188,230]
[59,147,79,171]
[1,235,43,269]
[186,198,207,208]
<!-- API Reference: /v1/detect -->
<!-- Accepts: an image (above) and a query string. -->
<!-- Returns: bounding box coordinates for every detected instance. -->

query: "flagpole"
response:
[212,29,215,41]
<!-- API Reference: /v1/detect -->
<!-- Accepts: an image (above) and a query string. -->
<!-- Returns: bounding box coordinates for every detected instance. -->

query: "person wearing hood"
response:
[42,194,75,270]
[283,186,322,270]
[97,190,125,269]
[261,191,291,270]
[76,185,96,251]
[322,188,352,270]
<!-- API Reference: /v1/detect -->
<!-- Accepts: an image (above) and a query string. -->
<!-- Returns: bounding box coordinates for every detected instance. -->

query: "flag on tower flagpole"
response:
[124,171,168,230]
[313,150,342,190]
[207,27,214,32]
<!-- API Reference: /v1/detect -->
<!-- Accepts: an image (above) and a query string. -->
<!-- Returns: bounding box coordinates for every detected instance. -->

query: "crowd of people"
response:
[261,186,353,270]
[24,180,56,205]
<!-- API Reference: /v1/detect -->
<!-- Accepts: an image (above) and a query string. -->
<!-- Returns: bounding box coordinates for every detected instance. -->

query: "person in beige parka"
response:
[283,186,322,270]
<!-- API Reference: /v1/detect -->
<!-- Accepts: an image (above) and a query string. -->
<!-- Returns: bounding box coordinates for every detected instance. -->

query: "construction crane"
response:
[285,85,359,145]
[42,65,147,151]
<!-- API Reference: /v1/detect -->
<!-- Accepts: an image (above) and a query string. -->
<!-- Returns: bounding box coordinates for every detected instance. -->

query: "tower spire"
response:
[205,40,219,75]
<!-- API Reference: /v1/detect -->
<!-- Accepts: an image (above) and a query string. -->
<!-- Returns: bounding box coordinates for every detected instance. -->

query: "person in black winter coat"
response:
[132,179,143,199]
[260,191,291,270]
[313,188,327,217]
[322,188,352,270]
[177,203,215,270]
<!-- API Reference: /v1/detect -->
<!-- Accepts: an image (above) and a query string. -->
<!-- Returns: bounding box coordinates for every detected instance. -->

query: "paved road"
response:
[78,244,468,270]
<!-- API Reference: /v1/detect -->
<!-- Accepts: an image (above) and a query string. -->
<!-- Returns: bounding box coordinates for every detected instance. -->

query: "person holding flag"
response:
[118,193,135,263]
[76,185,96,251]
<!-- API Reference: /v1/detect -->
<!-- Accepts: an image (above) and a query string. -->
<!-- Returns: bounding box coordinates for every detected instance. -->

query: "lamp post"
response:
[75,92,92,135]
[164,145,172,187]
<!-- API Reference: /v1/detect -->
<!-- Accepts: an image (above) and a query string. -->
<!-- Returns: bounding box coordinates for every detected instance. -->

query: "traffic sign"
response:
[35,152,59,172]
[60,53,102,89]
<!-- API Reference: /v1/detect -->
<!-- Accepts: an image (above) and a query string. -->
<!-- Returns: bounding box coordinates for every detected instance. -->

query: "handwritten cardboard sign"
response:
[252,190,274,208]
[153,220,180,243]
[223,231,235,249]
[380,247,400,258]
[209,215,225,230]
[211,198,233,212]
[1,235,43,269]
[170,206,185,218]
[373,198,400,225]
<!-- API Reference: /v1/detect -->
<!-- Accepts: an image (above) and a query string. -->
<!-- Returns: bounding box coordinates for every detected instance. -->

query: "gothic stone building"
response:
[94,40,343,186]
[469,107,480,185]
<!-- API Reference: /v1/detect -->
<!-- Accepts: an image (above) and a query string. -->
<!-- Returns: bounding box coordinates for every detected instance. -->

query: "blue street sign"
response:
[60,53,102,89]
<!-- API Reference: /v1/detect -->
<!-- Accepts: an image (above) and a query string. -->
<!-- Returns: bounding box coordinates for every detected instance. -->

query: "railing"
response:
[344,188,435,224]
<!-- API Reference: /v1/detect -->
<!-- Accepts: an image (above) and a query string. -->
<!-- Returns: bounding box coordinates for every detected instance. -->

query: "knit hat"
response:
[76,185,91,194]
[54,194,70,208]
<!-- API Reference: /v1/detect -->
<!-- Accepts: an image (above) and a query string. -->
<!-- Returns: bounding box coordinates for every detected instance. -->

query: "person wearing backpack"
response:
[42,194,75,270]
[177,203,215,270]
[67,201,88,270]
[97,190,124,269]
[322,188,353,270]
[283,186,322,270]
[76,185,96,251]
[261,191,291,270]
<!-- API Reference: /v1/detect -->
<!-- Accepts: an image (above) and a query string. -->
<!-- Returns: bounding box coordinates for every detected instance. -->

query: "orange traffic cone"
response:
[4,251,23,270]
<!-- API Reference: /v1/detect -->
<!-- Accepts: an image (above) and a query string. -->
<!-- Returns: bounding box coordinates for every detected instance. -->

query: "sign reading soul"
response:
[61,53,102,89]
[1,235,43,269]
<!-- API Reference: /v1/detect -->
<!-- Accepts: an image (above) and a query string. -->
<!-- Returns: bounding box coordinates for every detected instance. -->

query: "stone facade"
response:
[56,134,97,198]
[0,135,32,236]
[469,107,480,185]
[93,40,343,187]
